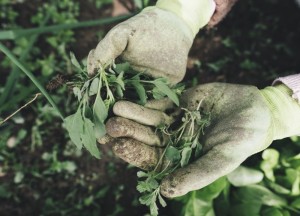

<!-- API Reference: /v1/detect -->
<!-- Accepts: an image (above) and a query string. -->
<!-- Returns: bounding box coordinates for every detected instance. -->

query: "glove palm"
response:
[102,83,278,198]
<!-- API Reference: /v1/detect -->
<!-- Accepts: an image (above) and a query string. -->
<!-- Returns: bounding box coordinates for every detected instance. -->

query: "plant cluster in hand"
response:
[65,53,211,215]
[65,53,184,158]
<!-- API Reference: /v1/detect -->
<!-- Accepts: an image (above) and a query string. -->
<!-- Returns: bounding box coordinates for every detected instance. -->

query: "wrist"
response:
[155,0,216,37]
[272,74,300,102]
[260,84,300,140]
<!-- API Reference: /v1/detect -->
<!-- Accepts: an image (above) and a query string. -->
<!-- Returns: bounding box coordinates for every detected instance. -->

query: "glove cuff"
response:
[260,84,300,140]
[155,0,216,37]
[272,74,300,103]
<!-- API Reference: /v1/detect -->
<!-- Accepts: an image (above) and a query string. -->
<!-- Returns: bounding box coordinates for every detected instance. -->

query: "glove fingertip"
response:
[112,138,158,171]
[160,174,186,198]
[105,117,123,138]
[97,134,114,145]
[160,167,199,198]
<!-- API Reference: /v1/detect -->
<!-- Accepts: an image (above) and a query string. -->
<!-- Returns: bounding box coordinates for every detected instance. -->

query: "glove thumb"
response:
[87,25,131,75]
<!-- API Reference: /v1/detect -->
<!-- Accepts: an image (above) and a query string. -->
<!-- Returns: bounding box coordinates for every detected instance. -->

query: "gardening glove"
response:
[208,0,239,27]
[87,0,216,84]
[100,82,300,198]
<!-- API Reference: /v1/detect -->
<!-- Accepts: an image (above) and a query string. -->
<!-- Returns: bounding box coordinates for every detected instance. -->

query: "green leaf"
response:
[260,148,280,181]
[116,71,125,90]
[137,171,148,178]
[158,194,167,207]
[177,177,228,216]
[92,95,108,139]
[152,87,166,100]
[14,171,24,184]
[261,207,285,216]
[207,63,221,72]
[73,87,82,101]
[227,166,264,187]
[131,80,147,105]
[108,67,116,74]
[197,177,228,201]
[151,79,179,106]
[262,149,280,166]
[62,161,77,173]
[235,184,287,207]
[285,168,300,196]
[230,203,261,216]
[94,119,106,140]
[287,153,300,169]
[148,178,159,190]
[267,181,290,195]
[81,118,100,159]
[89,77,99,96]
[70,52,82,71]
[180,147,192,167]
[282,210,292,216]
[93,95,108,123]
[137,181,152,193]
[191,136,199,148]
[291,197,300,209]
[179,191,214,216]
[64,109,84,149]
[116,84,124,98]
[115,62,130,73]
[108,74,117,83]
[81,80,91,92]
[139,193,154,205]
[95,186,110,199]
[85,106,93,119]
[150,202,159,216]
[137,184,147,193]
[165,146,181,163]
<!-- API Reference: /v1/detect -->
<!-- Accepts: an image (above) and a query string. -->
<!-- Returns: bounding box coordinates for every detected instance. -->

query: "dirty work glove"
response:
[100,83,300,198]
[87,0,216,84]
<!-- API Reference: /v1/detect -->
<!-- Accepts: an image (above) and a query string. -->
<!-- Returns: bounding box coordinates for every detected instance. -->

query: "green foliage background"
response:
[0,0,300,215]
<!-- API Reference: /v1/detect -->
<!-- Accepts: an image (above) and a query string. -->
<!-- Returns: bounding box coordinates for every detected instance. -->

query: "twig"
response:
[0,93,41,125]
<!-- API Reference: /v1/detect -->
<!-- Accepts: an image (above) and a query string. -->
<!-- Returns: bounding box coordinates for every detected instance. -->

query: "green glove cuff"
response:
[260,84,300,140]
[155,0,216,37]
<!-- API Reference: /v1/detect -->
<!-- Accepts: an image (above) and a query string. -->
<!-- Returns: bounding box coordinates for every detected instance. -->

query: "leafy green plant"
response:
[0,0,18,29]
[175,177,228,216]
[171,142,300,216]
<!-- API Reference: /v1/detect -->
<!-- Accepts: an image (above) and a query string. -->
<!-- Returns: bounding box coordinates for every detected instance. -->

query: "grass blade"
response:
[0,42,64,120]
[0,14,134,40]
[0,15,50,108]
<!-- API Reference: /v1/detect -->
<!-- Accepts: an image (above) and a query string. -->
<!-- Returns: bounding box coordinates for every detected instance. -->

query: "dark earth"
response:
[0,0,300,215]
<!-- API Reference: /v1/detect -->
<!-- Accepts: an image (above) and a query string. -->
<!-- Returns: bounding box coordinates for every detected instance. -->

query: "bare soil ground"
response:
[1,0,300,215]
